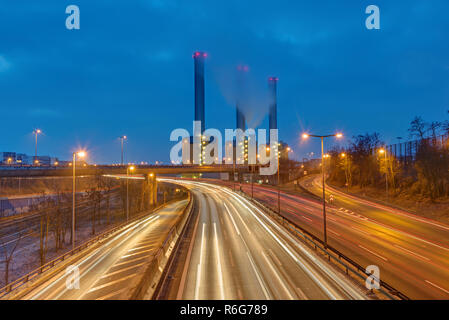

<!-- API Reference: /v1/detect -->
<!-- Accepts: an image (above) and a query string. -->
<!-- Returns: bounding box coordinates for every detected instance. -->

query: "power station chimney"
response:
[236,65,249,131]
[193,51,207,133]
[268,76,278,143]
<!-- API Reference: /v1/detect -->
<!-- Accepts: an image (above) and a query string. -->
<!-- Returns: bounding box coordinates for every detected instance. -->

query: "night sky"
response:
[0,0,448,164]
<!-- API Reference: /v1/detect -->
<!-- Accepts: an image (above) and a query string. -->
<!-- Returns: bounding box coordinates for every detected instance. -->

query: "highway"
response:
[233,175,449,299]
[157,179,365,300]
[8,200,188,300]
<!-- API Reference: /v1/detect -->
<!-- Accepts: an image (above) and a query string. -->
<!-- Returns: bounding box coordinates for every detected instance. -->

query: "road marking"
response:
[394,244,430,261]
[295,287,309,300]
[214,223,225,300]
[351,226,372,236]
[176,202,200,300]
[223,202,240,236]
[113,255,152,267]
[226,191,339,300]
[100,262,146,279]
[194,223,206,300]
[328,229,341,237]
[87,274,135,294]
[95,287,128,300]
[358,245,388,261]
[121,248,154,259]
[269,249,282,266]
[127,244,155,252]
[227,200,252,235]
[261,251,294,300]
[301,215,312,222]
[246,251,271,299]
[425,280,449,295]
[49,215,160,300]
[228,250,235,267]
[31,214,159,300]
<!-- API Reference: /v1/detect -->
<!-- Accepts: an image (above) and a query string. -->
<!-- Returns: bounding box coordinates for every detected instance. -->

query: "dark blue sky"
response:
[1,1,448,163]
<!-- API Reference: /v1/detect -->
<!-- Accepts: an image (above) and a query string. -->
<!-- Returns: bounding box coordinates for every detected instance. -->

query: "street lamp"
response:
[277,147,281,213]
[379,148,388,201]
[72,150,86,249]
[126,165,135,221]
[119,135,127,165]
[340,152,349,192]
[33,129,42,165]
[302,132,343,248]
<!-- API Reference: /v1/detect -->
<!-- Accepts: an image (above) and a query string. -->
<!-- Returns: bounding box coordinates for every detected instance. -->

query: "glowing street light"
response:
[379,147,388,200]
[72,150,86,249]
[301,132,343,248]
[119,135,127,165]
[33,129,42,165]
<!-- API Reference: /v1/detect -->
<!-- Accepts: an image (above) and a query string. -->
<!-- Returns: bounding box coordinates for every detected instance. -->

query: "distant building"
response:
[16,153,32,165]
[0,151,61,166]
[0,152,16,164]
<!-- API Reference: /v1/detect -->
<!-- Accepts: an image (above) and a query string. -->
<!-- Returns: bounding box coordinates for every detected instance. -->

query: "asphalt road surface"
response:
[235,175,449,299]
[11,199,188,300]
[158,179,365,300]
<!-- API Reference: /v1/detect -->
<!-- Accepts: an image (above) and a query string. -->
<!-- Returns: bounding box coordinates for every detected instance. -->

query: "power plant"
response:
[235,65,249,132]
[187,51,282,167]
[268,76,279,143]
[193,51,206,134]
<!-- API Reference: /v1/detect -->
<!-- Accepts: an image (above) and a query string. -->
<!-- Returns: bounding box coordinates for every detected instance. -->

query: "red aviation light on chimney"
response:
[193,51,207,58]
[268,76,279,81]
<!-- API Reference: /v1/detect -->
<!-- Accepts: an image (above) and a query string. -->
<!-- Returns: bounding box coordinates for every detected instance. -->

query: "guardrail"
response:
[0,197,185,299]
[239,191,410,300]
[129,192,195,299]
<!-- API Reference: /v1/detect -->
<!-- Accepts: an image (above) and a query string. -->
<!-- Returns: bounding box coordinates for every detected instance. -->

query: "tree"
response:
[408,116,427,140]
[0,224,27,286]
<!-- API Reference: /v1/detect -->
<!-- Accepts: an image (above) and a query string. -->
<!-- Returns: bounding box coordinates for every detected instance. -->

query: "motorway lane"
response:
[302,174,449,247]
[161,179,365,300]
[238,180,449,299]
[12,199,188,300]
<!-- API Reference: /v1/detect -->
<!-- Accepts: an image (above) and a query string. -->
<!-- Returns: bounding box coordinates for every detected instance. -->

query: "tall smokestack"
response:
[236,65,248,131]
[268,76,278,142]
[193,51,207,133]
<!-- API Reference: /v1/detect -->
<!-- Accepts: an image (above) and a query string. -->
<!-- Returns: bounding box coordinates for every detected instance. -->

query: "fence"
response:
[385,133,449,165]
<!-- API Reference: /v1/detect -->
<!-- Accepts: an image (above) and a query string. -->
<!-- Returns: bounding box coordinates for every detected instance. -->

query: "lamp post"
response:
[126,165,135,221]
[340,152,349,192]
[119,135,127,165]
[302,132,343,248]
[267,145,281,213]
[379,148,389,201]
[33,129,42,165]
[72,150,86,250]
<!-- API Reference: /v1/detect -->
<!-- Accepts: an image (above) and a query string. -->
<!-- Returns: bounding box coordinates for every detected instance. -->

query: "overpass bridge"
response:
[0,164,260,210]
[0,164,259,178]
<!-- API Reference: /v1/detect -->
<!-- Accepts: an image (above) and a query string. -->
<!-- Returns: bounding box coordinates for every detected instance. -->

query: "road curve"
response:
[159,179,366,300]
[233,176,449,299]
[8,199,188,300]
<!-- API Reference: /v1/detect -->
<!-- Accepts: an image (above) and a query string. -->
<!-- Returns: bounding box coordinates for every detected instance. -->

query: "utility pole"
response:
[302,132,343,248]
[119,135,127,165]
[33,129,41,165]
